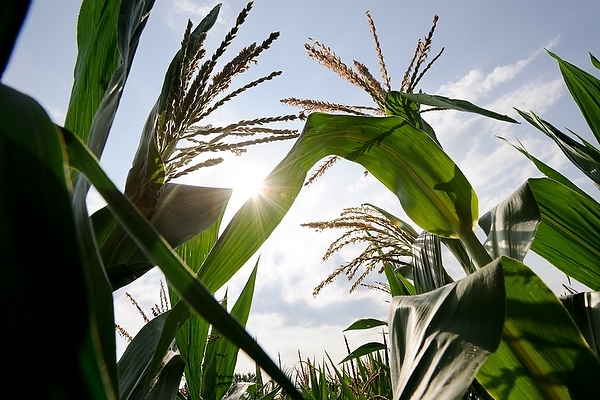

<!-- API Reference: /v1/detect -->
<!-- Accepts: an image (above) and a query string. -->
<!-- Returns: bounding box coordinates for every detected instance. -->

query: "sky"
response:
[4,0,600,375]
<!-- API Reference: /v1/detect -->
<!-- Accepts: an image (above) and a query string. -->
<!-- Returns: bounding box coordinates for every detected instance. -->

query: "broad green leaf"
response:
[62,129,303,400]
[498,136,583,194]
[411,232,453,293]
[340,342,387,364]
[145,354,185,400]
[548,50,600,142]
[151,184,231,246]
[591,52,600,70]
[478,257,600,399]
[528,178,600,290]
[198,112,478,292]
[385,91,439,143]
[0,84,113,398]
[170,200,226,400]
[66,0,156,156]
[388,258,505,400]
[203,263,259,400]
[401,92,518,123]
[94,183,232,289]
[116,311,184,400]
[560,291,600,356]
[384,264,416,296]
[117,312,171,398]
[479,182,540,261]
[344,318,387,331]
[516,107,600,187]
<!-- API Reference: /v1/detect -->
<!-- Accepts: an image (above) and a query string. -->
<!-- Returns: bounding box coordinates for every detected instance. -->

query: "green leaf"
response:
[385,91,439,143]
[93,183,231,290]
[498,136,583,194]
[62,128,303,400]
[204,263,259,400]
[515,107,600,187]
[384,264,416,296]
[548,50,600,143]
[340,342,387,364]
[117,312,171,398]
[66,0,156,156]
[560,291,600,356]
[198,112,478,293]
[401,92,518,123]
[411,232,454,293]
[151,184,232,246]
[478,257,600,399]
[591,52,600,70]
[479,182,540,261]
[145,354,186,400]
[528,178,600,290]
[170,199,226,400]
[344,318,387,331]
[0,84,113,398]
[324,353,359,400]
[388,258,505,400]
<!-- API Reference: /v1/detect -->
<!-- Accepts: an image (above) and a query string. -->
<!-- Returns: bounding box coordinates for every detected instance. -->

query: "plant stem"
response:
[459,228,493,270]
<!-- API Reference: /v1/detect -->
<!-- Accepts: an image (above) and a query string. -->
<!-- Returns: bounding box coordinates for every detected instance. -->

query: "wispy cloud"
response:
[438,57,534,101]
[165,0,230,31]
[436,37,561,103]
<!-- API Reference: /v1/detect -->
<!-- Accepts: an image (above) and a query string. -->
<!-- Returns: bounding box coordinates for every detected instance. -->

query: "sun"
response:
[230,169,266,202]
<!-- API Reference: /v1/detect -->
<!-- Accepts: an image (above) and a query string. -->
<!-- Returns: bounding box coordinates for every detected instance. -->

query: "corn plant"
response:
[2,0,304,398]
[285,13,600,400]
[4,0,600,399]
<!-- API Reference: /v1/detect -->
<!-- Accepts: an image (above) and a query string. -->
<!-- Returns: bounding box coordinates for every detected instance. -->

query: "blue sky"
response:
[4,0,600,373]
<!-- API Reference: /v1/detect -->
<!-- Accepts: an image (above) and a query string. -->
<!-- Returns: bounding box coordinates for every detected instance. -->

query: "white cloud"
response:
[438,57,533,101]
[169,0,222,22]
[487,78,565,116]
[436,45,552,102]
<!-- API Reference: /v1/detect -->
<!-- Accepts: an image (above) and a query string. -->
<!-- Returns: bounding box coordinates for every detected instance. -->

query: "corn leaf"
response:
[62,128,303,400]
[93,184,232,290]
[388,258,505,400]
[528,177,600,290]
[411,232,454,293]
[344,318,387,331]
[401,92,518,123]
[591,52,600,70]
[203,263,259,400]
[198,112,478,292]
[548,50,600,143]
[515,107,600,187]
[560,291,600,356]
[170,204,226,400]
[477,257,600,399]
[498,136,583,194]
[384,264,417,296]
[0,84,113,398]
[479,182,540,261]
[340,342,387,364]
[66,0,156,157]
[117,312,173,399]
